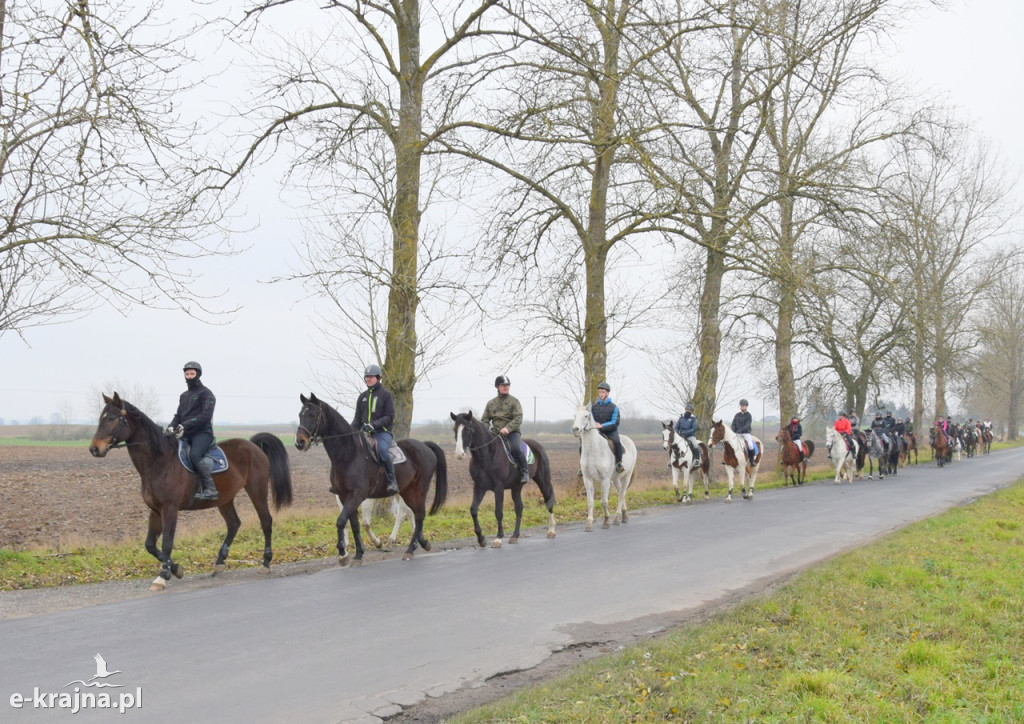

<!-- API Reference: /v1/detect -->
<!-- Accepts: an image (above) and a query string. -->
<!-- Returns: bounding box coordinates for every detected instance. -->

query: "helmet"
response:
[739,398,749,406]
[495,375,510,387]
[684,402,695,412]
[597,381,610,391]
[875,412,882,417]
[839,411,847,417]
[182,361,202,377]
[885,411,892,416]
[791,416,799,422]
[363,364,383,378]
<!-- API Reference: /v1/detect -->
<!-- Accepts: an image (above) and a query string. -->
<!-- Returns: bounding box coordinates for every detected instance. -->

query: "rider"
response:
[674,403,701,467]
[353,364,399,495]
[482,375,529,483]
[871,412,889,448]
[848,410,860,430]
[591,381,624,473]
[894,417,906,436]
[166,361,218,501]
[834,411,855,454]
[787,415,807,463]
[904,416,915,436]
[731,399,757,464]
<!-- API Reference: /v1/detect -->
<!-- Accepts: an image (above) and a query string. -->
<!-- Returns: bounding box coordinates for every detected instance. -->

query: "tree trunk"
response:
[695,246,725,426]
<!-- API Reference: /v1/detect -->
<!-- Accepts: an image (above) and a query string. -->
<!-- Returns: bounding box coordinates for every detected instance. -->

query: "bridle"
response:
[104,406,133,449]
[297,403,361,446]
[455,418,501,453]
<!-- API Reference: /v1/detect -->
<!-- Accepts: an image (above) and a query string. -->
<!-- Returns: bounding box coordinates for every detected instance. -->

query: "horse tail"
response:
[424,441,448,515]
[804,440,815,458]
[533,442,556,510]
[250,433,294,510]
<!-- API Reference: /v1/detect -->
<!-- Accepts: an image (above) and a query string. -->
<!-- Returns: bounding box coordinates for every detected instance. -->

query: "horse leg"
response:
[246,491,276,572]
[213,501,242,575]
[583,475,596,532]
[509,486,525,544]
[679,467,691,504]
[150,506,183,591]
[403,506,426,561]
[470,485,488,547]
[745,464,757,500]
[491,482,506,548]
[336,500,365,566]
[144,510,163,566]
[388,496,412,548]
[361,498,383,549]
[670,464,682,502]
[724,466,735,502]
[601,478,612,528]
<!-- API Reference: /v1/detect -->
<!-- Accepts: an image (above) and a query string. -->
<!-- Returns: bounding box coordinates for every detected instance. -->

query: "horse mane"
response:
[118,398,167,456]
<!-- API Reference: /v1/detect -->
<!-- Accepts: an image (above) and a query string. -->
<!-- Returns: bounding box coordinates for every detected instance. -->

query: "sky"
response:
[2,0,1022,427]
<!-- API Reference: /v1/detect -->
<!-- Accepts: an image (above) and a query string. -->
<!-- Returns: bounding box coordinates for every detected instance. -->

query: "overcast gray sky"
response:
[2,0,1022,426]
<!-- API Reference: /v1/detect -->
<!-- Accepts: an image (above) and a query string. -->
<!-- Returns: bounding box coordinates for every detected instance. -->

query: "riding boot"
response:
[519,466,530,484]
[615,457,624,473]
[381,458,399,495]
[194,458,218,501]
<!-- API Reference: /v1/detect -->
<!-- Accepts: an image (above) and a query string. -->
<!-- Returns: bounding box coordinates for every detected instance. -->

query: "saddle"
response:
[177,440,229,475]
[499,437,535,466]
[364,434,408,465]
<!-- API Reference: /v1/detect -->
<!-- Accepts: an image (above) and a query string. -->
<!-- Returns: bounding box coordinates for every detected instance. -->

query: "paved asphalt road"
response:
[3,447,1022,723]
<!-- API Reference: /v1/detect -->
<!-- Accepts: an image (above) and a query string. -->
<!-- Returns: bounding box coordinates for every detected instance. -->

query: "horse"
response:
[902,432,919,465]
[295,393,447,565]
[931,424,949,467]
[982,427,994,454]
[661,422,711,503]
[775,427,814,486]
[89,392,293,591]
[708,420,761,501]
[863,429,894,479]
[962,427,977,458]
[825,427,857,483]
[852,429,868,478]
[571,405,637,529]
[451,410,556,547]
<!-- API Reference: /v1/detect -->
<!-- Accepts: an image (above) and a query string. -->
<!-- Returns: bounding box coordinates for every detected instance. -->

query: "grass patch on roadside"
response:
[449,479,1024,723]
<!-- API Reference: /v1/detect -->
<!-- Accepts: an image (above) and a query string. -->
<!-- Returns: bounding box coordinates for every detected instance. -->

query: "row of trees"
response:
[3,0,1021,440]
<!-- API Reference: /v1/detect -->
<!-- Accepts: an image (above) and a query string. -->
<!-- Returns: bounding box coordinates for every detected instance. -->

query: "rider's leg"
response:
[376,432,399,494]
[187,431,218,501]
[507,431,530,483]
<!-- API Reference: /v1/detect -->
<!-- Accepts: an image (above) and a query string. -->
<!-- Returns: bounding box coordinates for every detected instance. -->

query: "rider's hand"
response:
[362,423,374,433]
[500,427,510,436]
[163,426,176,438]
[174,425,184,439]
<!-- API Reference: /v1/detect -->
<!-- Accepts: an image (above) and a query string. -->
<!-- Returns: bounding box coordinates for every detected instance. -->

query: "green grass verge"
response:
[450,479,1024,723]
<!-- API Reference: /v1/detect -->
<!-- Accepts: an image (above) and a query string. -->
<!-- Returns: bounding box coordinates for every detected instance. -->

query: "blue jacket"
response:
[675,413,698,437]
[591,397,619,431]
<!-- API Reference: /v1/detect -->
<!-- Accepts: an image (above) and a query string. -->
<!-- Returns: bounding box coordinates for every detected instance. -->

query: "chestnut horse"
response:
[708,420,761,501]
[775,428,814,486]
[89,393,293,590]
[295,393,447,565]
[931,424,949,467]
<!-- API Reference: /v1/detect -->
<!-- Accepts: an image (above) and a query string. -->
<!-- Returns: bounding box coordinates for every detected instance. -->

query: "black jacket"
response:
[731,411,752,435]
[353,382,395,433]
[170,380,215,438]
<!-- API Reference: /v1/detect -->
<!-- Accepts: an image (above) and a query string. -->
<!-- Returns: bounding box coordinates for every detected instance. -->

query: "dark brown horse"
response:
[982,428,994,454]
[775,428,815,486]
[295,393,447,565]
[89,392,293,590]
[450,411,556,547]
[899,432,918,466]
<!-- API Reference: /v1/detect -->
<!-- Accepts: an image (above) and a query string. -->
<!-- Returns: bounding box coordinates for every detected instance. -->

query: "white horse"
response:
[708,420,761,502]
[661,422,710,503]
[571,405,637,531]
[825,428,857,483]
[339,494,413,553]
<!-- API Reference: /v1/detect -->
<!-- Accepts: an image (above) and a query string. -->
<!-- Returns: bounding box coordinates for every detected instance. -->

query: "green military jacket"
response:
[482,393,524,434]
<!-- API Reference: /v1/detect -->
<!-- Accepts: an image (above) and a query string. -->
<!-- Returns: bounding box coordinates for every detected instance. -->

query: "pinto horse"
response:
[708,420,761,501]
[661,422,711,503]
[775,428,814,486]
[825,427,857,483]
[982,428,994,454]
[89,393,293,590]
[295,393,447,565]
[451,410,556,547]
[571,405,637,529]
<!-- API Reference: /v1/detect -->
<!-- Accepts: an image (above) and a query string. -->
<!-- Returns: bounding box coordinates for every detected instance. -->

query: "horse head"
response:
[708,419,725,448]
[571,405,593,438]
[661,421,673,450]
[296,393,327,451]
[450,410,476,460]
[89,392,133,457]
[775,427,791,445]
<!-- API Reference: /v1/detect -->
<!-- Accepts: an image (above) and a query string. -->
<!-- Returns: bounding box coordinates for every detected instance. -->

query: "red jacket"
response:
[834,417,852,435]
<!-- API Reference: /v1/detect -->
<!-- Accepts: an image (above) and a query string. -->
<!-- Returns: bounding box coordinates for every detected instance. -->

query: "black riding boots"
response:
[382,458,399,495]
[194,458,219,501]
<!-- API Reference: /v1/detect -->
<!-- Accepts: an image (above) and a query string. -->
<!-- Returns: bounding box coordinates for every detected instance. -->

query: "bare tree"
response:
[211,0,504,437]
[0,0,232,340]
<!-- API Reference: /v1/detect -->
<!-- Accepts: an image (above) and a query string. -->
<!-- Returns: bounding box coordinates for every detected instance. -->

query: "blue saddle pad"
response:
[177,440,229,475]
[501,439,535,466]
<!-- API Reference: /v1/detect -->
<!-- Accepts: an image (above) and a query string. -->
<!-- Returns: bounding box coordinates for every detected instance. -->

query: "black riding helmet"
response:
[495,375,510,387]
[597,381,610,392]
[182,361,202,378]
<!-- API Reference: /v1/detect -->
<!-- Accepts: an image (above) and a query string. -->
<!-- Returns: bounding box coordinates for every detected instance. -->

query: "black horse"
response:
[450,411,557,547]
[295,393,447,565]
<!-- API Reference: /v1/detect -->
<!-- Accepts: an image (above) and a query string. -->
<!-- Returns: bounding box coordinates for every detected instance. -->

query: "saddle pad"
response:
[177,440,229,475]
[502,440,535,466]
[388,446,407,465]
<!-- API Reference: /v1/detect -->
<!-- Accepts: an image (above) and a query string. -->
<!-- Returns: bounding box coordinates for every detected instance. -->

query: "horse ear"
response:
[102,393,113,404]
[450,411,457,421]
[310,392,320,403]
[467,410,474,420]
[300,393,308,404]
[112,392,122,405]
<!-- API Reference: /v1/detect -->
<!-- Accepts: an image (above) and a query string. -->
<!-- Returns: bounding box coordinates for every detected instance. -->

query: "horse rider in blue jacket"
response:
[674,403,701,466]
[592,381,625,472]
[353,363,399,495]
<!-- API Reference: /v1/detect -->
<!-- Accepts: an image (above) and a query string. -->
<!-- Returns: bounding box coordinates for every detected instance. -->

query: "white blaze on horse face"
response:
[661,428,670,450]
[454,424,467,459]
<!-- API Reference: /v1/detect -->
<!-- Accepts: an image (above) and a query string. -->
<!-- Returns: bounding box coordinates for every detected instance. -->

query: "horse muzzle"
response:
[89,440,110,458]
[294,435,310,452]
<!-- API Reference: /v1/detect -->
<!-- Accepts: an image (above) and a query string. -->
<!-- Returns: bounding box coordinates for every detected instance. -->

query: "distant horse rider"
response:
[674,403,701,467]
[848,410,860,430]
[166,360,218,501]
[731,399,757,464]
[353,363,399,495]
[871,412,890,449]
[787,415,808,463]
[482,375,530,483]
[834,411,855,455]
[591,381,625,473]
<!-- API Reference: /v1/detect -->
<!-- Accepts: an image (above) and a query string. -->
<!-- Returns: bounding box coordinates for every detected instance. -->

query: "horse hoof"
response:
[213,564,225,576]
[402,552,414,561]
[725,495,733,503]
[338,555,351,567]
[547,530,557,539]
[509,536,519,544]
[585,522,593,532]
[602,521,611,529]
[257,566,271,575]
[491,539,503,549]
[675,492,682,502]
[172,564,184,579]
[422,541,432,552]
[149,577,166,592]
